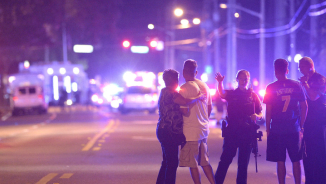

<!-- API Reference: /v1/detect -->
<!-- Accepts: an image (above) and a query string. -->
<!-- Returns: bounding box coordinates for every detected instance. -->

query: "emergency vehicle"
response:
[9,61,88,110]
[9,72,48,115]
[118,71,158,114]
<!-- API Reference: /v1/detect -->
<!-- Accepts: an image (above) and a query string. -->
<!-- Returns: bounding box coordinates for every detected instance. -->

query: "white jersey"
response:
[179,79,212,141]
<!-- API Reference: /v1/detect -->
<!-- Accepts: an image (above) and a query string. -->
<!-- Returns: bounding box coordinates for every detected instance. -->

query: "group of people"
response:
[156,57,326,184]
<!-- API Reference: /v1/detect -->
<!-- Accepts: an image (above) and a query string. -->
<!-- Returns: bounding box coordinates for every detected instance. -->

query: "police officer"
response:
[298,57,326,184]
[214,70,263,184]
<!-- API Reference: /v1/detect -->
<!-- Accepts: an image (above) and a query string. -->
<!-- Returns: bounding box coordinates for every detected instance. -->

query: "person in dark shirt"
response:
[264,59,307,184]
[156,69,204,184]
[214,70,263,184]
[298,56,326,184]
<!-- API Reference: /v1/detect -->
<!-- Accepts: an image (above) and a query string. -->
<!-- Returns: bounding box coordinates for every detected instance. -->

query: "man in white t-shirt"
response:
[179,59,215,184]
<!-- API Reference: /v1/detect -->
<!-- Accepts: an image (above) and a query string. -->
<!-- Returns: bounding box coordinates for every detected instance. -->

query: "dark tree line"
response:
[0,0,121,74]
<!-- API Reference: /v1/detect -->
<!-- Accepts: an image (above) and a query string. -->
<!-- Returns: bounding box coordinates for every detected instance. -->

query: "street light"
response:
[220,4,227,9]
[180,19,189,25]
[193,18,201,25]
[148,24,154,30]
[122,40,131,48]
[174,8,183,17]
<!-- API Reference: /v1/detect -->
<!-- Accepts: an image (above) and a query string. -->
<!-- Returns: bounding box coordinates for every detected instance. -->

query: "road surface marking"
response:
[35,173,58,184]
[132,121,156,124]
[93,147,101,151]
[82,119,115,151]
[109,120,120,132]
[132,136,157,141]
[1,112,11,121]
[60,173,73,179]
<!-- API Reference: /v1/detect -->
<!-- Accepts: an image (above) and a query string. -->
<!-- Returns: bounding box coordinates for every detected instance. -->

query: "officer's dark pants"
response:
[156,128,179,184]
[303,125,326,184]
[215,135,252,184]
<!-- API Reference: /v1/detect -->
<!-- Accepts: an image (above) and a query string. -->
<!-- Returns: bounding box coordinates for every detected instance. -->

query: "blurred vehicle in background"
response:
[89,82,124,108]
[116,71,158,114]
[9,73,48,115]
[119,85,158,114]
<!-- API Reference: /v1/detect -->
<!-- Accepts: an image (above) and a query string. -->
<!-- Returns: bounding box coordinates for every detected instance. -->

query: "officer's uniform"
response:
[215,88,262,184]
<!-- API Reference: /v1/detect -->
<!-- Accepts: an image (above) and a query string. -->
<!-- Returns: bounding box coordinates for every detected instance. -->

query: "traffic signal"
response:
[122,40,131,48]
[148,39,164,51]
[149,40,158,48]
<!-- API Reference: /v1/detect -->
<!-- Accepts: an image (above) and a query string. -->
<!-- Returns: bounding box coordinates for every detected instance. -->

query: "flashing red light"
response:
[38,95,44,99]
[150,40,158,48]
[122,40,131,48]
[13,96,18,101]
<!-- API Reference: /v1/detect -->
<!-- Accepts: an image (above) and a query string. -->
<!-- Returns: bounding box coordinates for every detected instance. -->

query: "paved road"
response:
[0,106,305,184]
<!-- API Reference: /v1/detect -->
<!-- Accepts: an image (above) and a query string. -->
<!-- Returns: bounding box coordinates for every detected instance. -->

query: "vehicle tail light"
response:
[38,95,44,99]
[13,96,18,101]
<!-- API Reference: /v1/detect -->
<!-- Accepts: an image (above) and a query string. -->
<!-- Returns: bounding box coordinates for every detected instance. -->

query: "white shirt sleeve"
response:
[179,84,189,108]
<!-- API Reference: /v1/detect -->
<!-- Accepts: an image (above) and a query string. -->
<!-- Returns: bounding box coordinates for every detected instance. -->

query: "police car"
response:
[119,85,158,114]
[118,71,158,114]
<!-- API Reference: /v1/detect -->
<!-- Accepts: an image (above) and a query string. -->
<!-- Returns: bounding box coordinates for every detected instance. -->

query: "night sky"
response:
[0,0,325,87]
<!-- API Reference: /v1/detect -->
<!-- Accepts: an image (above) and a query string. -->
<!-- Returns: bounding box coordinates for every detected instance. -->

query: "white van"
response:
[12,85,48,115]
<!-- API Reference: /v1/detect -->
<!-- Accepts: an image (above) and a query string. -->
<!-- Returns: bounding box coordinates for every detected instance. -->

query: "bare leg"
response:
[277,161,286,184]
[292,161,301,184]
[190,167,201,184]
[202,165,216,184]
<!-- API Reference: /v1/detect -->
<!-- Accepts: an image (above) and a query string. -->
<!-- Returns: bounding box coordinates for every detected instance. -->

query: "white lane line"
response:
[1,112,11,121]
[35,173,58,184]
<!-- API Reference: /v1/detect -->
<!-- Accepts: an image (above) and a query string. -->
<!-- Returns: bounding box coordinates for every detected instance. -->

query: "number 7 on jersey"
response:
[282,95,291,112]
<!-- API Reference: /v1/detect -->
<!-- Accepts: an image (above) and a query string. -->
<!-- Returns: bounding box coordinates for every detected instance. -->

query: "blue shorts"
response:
[267,132,303,162]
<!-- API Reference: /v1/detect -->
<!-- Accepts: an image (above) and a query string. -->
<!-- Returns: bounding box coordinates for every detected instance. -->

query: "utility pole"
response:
[290,0,297,80]
[226,0,236,85]
[213,0,220,75]
[62,23,68,64]
[274,0,287,80]
[202,0,212,82]
[259,0,265,89]
[164,1,176,70]
[310,0,318,60]
[202,0,210,67]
